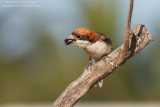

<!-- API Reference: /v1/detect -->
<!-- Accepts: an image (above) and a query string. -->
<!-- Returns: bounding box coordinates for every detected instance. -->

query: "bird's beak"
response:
[64,36,76,45]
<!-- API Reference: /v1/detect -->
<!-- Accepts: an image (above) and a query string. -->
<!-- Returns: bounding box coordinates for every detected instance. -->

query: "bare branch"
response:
[124,0,134,54]
[53,24,154,107]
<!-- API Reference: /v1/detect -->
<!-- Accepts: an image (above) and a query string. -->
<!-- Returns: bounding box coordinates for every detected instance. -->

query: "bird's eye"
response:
[76,35,81,38]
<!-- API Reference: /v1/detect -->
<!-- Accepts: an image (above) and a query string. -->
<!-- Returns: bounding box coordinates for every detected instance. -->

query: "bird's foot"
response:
[85,60,93,70]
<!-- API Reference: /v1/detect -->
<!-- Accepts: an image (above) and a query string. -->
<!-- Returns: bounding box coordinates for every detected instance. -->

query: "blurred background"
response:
[0,0,160,106]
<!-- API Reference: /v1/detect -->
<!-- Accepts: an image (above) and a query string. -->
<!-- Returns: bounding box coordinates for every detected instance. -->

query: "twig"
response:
[124,0,134,54]
[53,24,154,107]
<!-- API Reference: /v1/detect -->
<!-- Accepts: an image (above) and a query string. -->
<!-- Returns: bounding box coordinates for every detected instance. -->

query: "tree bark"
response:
[53,24,154,107]
[124,0,134,53]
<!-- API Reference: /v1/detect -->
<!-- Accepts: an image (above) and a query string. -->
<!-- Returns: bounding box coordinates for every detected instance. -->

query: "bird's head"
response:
[64,28,96,45]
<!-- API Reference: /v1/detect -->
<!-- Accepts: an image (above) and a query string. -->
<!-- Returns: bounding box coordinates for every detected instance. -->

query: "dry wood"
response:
[53,24,154,107]
[124,0,134,54]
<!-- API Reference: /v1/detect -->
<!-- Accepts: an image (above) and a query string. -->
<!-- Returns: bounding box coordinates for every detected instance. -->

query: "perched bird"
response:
[64,28,112,87]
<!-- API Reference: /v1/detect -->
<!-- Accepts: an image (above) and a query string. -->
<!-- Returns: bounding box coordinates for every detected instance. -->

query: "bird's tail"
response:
[94,79,103,88]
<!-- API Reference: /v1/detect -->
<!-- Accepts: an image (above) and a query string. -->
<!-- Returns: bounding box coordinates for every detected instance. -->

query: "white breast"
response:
[84,41,111,61]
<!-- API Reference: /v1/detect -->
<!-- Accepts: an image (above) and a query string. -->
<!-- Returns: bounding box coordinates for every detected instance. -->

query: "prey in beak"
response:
[64,38,76,45]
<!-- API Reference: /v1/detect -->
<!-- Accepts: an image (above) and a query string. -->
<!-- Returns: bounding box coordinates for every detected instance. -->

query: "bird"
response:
[64,28,112,87]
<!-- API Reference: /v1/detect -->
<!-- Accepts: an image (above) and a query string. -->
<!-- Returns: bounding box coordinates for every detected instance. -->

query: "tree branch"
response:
[124,0,134,54]
[53,24,154,107]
